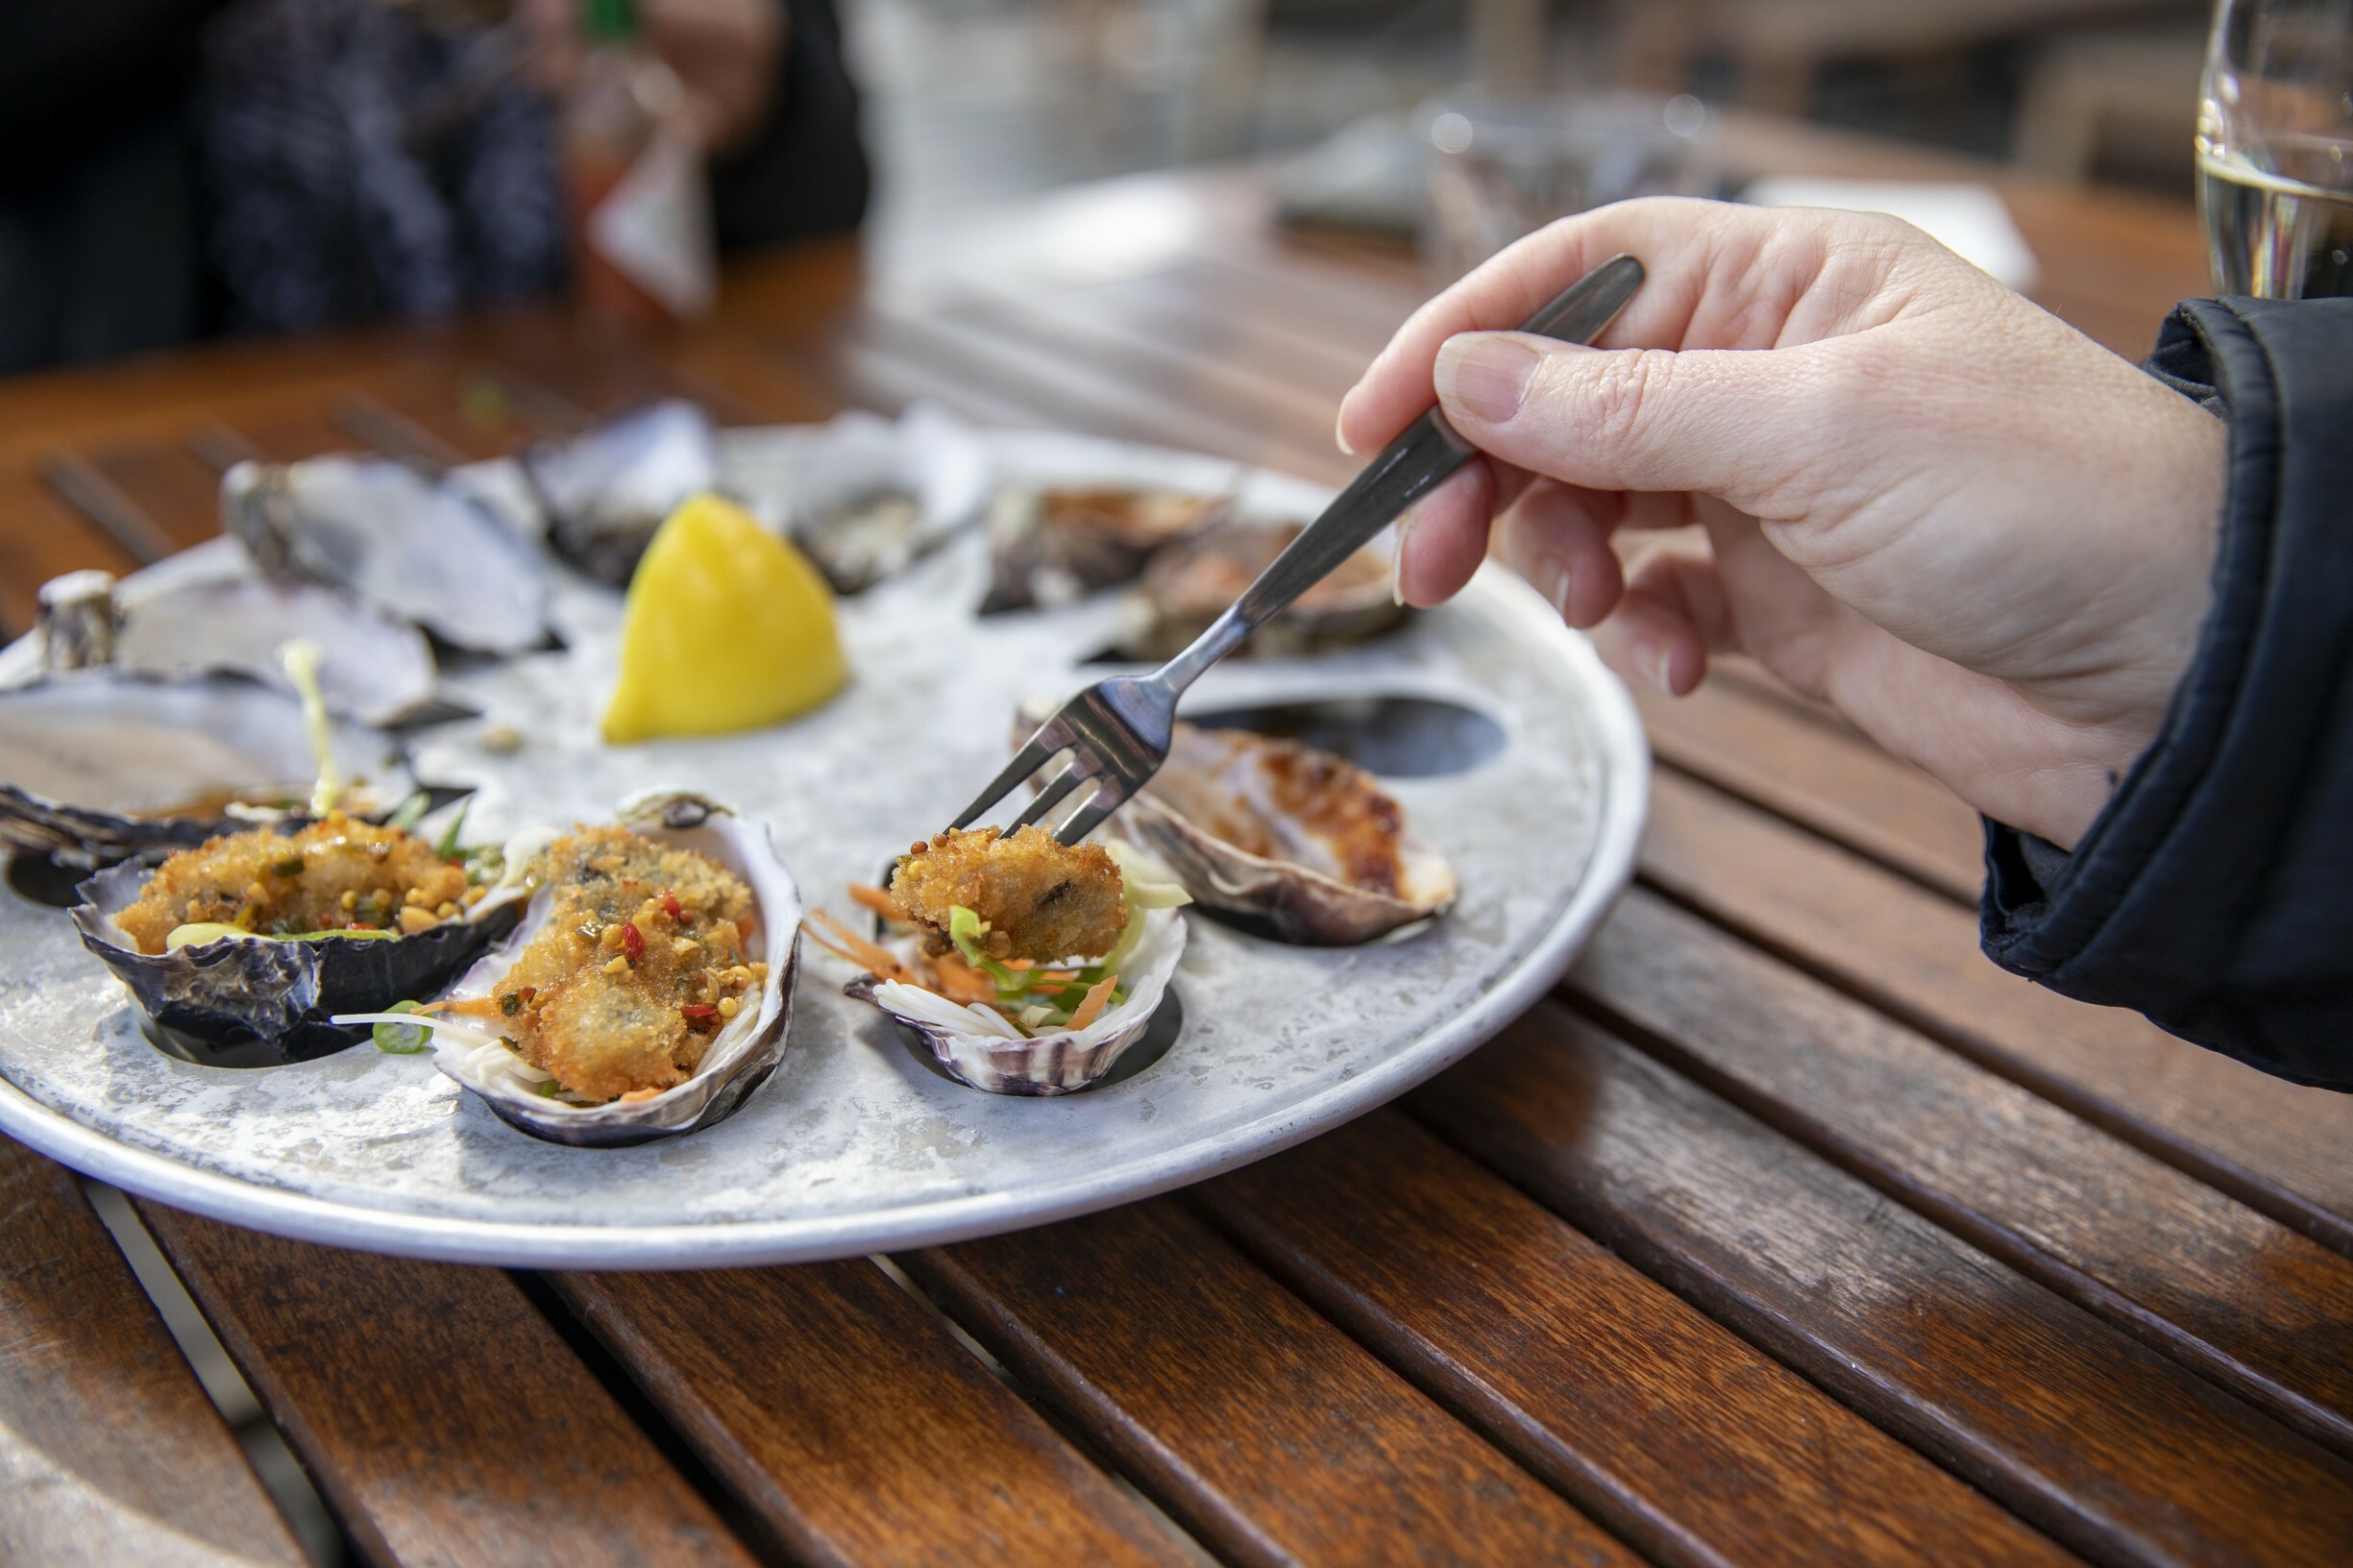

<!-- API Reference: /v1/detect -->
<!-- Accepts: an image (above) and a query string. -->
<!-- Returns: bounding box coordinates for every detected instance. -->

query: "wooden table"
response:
[9,142,2353,1568]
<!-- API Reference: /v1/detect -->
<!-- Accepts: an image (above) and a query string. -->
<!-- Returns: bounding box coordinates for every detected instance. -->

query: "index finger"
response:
[1336,197,1905,455]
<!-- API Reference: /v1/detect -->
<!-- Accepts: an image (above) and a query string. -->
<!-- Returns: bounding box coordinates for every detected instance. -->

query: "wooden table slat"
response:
[553,1260,1199,1567]
[1411,1003,2353,1568]
[1195,1111,2080,1568]
[901,1197,1639,1568]
[1630,676,1987,903]
[0,1142,306,1568]
[135,1204,758,1568]
[0,477,145,639]
[1578,885,2353,1458]
[1639,759,2353,1256]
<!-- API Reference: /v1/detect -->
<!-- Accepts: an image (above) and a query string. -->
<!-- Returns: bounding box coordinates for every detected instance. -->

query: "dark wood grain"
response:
[1631,676,1986,902]
[1412,1003,2353,1568]
[1638,764,2353,1256]
[1195,1111,2079,1568]
[0,1139,305,1567]
[554,1260,1196,1566]
[902,1197,1638,1568]
[135,1204,755,1568]
[80,443,235,554]
[1575,886,2353,1458]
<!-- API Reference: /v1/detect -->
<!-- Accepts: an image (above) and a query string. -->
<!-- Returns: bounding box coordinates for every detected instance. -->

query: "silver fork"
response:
[951,253,1647,845]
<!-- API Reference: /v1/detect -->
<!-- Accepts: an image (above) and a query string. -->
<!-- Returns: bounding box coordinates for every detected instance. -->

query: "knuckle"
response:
[1560,347,1676,459]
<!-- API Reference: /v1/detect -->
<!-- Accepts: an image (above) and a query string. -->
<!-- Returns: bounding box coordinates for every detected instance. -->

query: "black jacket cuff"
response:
[1980,296,2353,1090]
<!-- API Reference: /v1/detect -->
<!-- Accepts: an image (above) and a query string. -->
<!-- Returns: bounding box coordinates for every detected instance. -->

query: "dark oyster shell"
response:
[71,859,523,1063]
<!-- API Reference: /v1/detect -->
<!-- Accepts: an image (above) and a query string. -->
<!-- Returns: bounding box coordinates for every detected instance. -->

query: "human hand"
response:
[1336,198,2226,850]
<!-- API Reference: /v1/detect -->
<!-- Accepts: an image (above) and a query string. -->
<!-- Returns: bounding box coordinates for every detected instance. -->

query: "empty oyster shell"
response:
[523,401,719,587]
[848,904,1187,1095]
[0,672,422,868]
[421,792,802,1146]
[1111,518,1407,662]
[720,403,992,594]
[223,455,551,654]
[70,839,527,1063]
[979,486,1225,613]
[6,557,443,726]
[1112,722,1456,944]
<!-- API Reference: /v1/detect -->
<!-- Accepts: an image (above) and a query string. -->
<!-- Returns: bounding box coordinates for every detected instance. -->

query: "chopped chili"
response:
[622,921,646,962]
[660,892,684,922]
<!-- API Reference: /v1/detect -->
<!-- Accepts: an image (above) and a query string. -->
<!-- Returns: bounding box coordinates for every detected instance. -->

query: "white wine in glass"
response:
[2196,0,2353,297]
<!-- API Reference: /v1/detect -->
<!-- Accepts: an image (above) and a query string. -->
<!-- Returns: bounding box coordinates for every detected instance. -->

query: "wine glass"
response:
[2196,0,2353,297]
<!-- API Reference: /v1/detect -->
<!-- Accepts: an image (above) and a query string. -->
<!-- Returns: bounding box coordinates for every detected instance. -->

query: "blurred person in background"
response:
[0,0,867,372]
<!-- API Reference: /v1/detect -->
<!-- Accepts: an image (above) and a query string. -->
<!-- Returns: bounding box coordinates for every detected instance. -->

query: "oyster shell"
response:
[0,672,421,868]
[223,455,551,654]
[848,904,1187,1095]
[419,792,802,1146]
[979,486,1225,613]
[7,557,443,726]
[1111,518,1407,662]
[1112,722,1456,944]
[522,401,719,587]
[70,842,527,1064]
[720,403,991,594]
[37,571,118,671]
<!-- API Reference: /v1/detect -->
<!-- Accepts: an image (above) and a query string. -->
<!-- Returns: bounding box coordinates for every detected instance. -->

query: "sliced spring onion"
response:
[384,792,431,832]
[279,638,343,816]
[372,999,430,1054]
[433,797,472,859]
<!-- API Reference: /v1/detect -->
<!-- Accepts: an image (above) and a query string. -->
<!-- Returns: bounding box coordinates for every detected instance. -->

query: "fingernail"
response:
[1390,509,1417,606]
[1647,645,1678,695]
[1540,557,1575,624]
[1435,334,1539,425]
[1335,401,1358,457]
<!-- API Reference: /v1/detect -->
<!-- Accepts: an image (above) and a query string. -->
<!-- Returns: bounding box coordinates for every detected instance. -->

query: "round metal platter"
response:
[0,429,1647,1267]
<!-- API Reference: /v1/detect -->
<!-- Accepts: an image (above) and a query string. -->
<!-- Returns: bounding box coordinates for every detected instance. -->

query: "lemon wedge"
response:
[602,493,846,744]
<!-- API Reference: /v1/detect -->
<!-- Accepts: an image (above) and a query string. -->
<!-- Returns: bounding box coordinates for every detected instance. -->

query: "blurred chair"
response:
[1619,0,2194,115]
[2012,21,2205,187]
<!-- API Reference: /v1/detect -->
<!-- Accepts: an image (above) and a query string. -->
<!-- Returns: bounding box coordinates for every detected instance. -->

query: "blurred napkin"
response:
[1742,177,2040,290]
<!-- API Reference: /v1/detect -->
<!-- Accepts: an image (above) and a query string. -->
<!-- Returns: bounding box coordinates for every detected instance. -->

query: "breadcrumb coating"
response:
[114,812,469,954]
[889,825,1126,963]
[489,826,760,1103]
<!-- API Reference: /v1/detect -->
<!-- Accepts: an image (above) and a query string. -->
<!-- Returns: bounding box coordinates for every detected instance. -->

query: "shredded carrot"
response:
[1002,957,1035,970]
[422,996,503,1018]
[1066,972,1118,1031]
[847,883,903,919]
[929,952,998,1004]
[805,910,915,983]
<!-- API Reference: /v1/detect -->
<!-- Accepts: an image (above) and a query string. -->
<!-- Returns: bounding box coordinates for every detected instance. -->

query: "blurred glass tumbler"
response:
[2197,0,2353,298]
[1417,92,1712,279]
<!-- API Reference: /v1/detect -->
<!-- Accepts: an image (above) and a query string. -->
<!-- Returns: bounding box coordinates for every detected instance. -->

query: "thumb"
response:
[1433,331,1845,516]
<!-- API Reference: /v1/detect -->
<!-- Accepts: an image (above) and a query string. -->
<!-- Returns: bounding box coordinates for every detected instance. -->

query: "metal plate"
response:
[0,429,1647,1268]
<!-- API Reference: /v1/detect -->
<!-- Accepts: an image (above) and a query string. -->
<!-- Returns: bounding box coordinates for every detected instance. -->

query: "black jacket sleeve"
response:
[1980,296,2353,1090]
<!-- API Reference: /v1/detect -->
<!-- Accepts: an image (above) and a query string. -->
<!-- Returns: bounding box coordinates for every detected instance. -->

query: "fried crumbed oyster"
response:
[888,824,1126,963]
[486,825,763,1103]
[114,812,472,954]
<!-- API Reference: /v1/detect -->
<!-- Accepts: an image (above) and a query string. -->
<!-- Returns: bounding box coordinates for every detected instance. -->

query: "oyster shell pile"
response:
[522,401,719,587]
[1112,721,1457,944]
[416,792,802,1146]
[0,672,421,868]
[1112,518,1406,662]
[979,486,1226,613]
[224,454,551,654]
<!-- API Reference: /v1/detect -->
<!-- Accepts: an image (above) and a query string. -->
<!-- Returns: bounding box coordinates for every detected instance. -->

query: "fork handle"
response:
[1156,254,1647,695]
